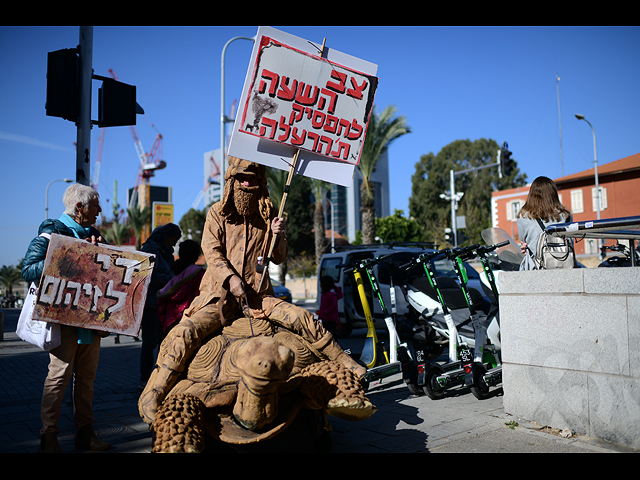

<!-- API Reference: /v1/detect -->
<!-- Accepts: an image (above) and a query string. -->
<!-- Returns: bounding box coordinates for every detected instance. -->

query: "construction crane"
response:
[191,100,235,209]
[108,69,166,210]
[192,152,221,209]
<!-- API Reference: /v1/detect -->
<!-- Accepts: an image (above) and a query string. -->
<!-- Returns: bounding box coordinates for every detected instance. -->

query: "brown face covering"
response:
[233,182,260,216]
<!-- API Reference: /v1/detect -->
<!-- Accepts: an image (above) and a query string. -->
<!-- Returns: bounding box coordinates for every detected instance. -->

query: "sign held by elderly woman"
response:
[31,234,155,336]
[227,26,378,187]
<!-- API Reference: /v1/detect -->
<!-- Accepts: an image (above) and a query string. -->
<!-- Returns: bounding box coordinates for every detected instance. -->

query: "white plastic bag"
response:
[16,282,61,350]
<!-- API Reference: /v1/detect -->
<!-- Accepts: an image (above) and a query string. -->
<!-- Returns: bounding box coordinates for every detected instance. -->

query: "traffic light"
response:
[45,48,141,127]
[98,77,138,127]
[500,142,514,176]
[46,48,79,122]
[456,230,468,245]
[445,228,453,244]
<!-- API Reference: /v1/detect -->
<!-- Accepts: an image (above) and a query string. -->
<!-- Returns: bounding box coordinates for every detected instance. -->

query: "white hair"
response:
[62,183,99,216]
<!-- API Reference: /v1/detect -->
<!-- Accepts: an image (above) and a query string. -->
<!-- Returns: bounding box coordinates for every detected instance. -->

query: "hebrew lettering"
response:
[238,35,377,165]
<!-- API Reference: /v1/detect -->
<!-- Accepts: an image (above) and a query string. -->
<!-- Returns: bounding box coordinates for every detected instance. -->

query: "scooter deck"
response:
[364,361,402,383]
[483,365,502,387]
[360,332,377,368]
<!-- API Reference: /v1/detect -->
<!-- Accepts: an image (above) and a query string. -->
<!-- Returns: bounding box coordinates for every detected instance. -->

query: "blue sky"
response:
[1,26,639,267]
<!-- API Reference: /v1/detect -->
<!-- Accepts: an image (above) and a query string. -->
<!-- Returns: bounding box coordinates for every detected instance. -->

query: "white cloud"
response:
[0,130,74,152]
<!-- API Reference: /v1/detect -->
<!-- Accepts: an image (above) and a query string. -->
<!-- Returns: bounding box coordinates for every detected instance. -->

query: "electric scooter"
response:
[402,228,522,366]
[401,241,509,399]
[400,253,489,360]
[340,255,412,390]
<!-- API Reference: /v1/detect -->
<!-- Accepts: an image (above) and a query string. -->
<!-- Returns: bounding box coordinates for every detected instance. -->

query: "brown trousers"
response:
[41,325,101,435]
[158,296,329,373]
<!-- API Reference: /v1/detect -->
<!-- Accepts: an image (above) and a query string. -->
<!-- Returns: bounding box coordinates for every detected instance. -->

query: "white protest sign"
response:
[227,26,378,187]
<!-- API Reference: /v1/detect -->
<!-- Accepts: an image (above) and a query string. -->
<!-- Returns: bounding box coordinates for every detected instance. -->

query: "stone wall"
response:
[499,268,640,449]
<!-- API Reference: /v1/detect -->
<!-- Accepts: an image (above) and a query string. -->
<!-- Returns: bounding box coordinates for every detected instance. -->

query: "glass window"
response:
[319,258,344,283]
[571,189,583,214]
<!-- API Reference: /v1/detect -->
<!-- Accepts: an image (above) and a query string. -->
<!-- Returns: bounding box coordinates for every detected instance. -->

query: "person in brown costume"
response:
[139,156,366,424]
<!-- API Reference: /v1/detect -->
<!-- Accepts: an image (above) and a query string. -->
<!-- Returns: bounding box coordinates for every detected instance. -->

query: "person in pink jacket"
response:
[316,276,343,336]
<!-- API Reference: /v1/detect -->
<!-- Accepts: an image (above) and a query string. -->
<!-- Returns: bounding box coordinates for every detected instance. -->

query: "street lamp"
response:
[45,178,73,219]
[575,113,602,256]
[220,35,255,198]
[574,114,601,221]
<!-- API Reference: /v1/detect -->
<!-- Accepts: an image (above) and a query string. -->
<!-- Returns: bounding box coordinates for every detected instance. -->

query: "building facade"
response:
[491,153,640,255]
[328,148,390,243]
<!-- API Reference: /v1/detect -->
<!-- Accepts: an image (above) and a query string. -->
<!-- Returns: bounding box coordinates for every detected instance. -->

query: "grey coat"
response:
[517,213,572,270]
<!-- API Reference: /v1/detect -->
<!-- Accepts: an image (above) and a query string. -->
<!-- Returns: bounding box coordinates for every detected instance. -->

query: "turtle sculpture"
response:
[139,316,376,453]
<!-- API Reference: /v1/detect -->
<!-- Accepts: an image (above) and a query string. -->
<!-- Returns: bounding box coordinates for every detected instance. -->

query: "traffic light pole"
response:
[47,26,141,188]
[76,26,93,187]
[448,153,501,247]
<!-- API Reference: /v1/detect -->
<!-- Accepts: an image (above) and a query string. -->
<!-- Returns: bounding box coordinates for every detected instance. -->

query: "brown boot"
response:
[138,363,184,425]
[38,433,64,453]
[74,425,110,451]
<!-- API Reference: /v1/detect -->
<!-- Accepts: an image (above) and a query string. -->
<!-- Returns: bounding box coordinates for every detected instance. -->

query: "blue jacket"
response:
[22,218,103,285]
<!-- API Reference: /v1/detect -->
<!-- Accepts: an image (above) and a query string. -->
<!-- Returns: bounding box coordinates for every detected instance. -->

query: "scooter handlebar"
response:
[446,240,511,261]
[336,253,394,274]
[399,249,447,270]
[341,240,511,274]
[446,244,481,261]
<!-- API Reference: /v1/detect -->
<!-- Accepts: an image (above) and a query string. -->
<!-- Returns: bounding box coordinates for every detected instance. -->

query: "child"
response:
[157,240,204,337]
[316,276,343,336]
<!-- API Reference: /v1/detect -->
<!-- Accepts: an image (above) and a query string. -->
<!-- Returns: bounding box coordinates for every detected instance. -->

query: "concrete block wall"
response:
[498,268,640,449]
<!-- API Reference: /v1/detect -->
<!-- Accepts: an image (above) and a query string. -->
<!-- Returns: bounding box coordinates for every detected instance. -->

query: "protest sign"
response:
[32,234,154,336]
[227,26,378,187]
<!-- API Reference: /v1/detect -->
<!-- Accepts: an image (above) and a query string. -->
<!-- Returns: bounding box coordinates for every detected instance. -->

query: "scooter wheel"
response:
[470,364,490,400]
[423,366,445,400]
[405,366,424,396]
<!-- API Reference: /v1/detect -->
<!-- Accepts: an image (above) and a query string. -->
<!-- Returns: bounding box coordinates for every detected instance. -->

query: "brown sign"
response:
[32,234,155,336]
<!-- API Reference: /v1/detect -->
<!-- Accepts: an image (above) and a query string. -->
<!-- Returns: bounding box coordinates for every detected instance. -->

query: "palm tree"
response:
[310,178,330,268]
[0,265,22,295]
[108,220,132,246]
[127,206,150,250]
[358,105,411,244]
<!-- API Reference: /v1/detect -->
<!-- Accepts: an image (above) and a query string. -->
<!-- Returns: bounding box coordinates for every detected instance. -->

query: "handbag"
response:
[533,218,576,269]
[16,282,61,351]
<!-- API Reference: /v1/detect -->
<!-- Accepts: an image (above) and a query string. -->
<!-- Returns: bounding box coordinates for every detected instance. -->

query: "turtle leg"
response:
[152,393,206,453]
[312,334,367,378]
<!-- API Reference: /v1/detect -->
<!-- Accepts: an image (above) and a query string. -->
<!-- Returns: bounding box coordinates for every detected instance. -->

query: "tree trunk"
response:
[314,202,325,268]
[360,180,376,244]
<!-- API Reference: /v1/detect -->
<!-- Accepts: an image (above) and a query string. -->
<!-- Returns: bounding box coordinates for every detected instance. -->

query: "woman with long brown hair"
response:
[517,176,573,270]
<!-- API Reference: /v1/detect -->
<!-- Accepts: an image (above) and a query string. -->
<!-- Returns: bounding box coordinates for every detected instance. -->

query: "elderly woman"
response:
[22,183,110,453]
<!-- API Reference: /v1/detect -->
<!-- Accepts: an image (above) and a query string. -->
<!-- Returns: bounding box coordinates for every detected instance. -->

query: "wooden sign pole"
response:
[258,38,327,292]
